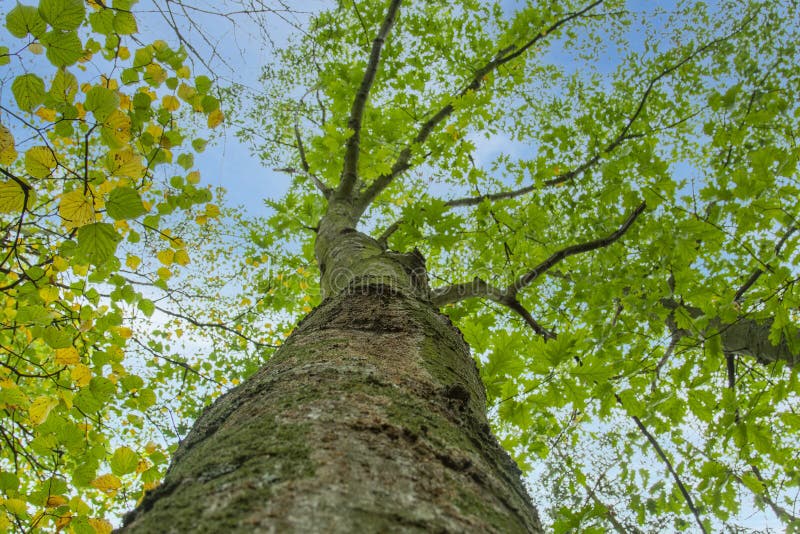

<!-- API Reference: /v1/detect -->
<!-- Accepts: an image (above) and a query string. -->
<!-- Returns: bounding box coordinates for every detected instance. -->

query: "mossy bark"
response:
[120,223,541,533]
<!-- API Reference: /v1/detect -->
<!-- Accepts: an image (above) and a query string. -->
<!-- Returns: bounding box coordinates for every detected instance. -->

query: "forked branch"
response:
[510,201,646,297]
[355,0,606,215]
[431,202,646,338]
[337,0,403,201]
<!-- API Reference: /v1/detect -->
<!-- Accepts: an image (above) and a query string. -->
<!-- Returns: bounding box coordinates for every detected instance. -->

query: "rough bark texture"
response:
[119,276,542,532]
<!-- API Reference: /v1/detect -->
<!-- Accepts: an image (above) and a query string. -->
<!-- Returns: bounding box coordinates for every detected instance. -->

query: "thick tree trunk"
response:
[120,225,542,532]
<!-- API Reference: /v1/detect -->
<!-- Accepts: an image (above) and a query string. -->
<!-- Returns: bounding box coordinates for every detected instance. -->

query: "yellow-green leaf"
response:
[0,180,28,213]
[54,347,80,365]
[59,189,95,228]
[29,396,59,425]
[24,146,57,178]
[12,73,46,111]
[89,474,121,494]
[110,446,138,476]
[38,0,85,31]
[0,124,17,165]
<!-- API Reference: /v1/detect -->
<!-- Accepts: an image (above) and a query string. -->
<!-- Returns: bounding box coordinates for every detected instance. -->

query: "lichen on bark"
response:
[120,237,542,532]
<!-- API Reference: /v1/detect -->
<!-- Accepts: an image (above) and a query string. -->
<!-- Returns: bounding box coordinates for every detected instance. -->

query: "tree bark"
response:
[119,228,542,532]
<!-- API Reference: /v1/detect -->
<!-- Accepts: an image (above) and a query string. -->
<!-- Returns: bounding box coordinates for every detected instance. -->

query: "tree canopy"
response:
[1,0,799,532]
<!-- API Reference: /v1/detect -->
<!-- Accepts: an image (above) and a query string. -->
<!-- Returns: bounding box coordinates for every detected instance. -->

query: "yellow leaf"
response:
[90,474,121,495]
[162,95,180,111]
[0,124,17,165]
[102,110,132,147]
[177,83,196,101]
[145,441,158,454]
[205,204,220,218]
[38,285,60,304]
[115,326,132,339]
[186,171,200,184]
[28,43,44,55]
[54,513,72,529]
[126,255,142,270]
[207,109,224,128]
[106,148,144,178]
[174,249,190,266]
[25,146,57,178]
[156,267,172,280]
[0,180,28,213]
[35,107,57,122]
[52,256,70,271]
[88,518,114,534]
[59,189,95,229]
[46,495,68,508]
[136,459,151,474]
[157,249,174,265]
[71,364,92,387]
[145,63,167,85]
[176,65,191,78]
[118,46,130,60]
[55,347,80,365]
[29,396,59,425]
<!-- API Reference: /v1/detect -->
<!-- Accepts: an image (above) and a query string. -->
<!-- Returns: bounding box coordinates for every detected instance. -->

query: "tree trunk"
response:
[119,226,542,532]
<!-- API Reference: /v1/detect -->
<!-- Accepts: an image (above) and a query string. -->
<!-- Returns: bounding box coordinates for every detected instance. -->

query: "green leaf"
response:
[6,4,47,38]
[0,471,19,491]
[76,223,122,265]
[110,446,138,476]
[112,11,138,34]
[12,73,46,111]
[43,326,74,348]
[24,145,57,178]
[138,298,155,317]
[88,9,114,34]
[106,187,147,220]
[0,46,10,66]
[49,68,79,103]
[195,75,212,94]
[42,30,83,67]
[85,85,119,122]
[39,0,85,31]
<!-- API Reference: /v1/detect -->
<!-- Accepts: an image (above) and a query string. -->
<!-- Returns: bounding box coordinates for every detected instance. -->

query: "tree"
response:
[2,0,799,532]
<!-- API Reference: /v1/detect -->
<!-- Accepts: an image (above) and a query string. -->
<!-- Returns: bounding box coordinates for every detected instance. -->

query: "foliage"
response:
[0,0,282,530]
[239,0,800,532]
[1,0,799,532]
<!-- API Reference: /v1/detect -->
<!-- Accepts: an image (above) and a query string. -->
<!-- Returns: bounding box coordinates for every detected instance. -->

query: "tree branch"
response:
[662,299,799,367]
[290,123,331,197]
[431,276,554,338]
[432,202,645,339]
[510,201,646,297]
[623,403,708,534]
[444,155,601,208]
[355,0,606,215]
[337,0,403,201]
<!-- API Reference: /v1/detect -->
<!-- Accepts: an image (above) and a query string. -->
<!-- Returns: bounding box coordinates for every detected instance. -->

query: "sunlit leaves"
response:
[0,180,28,213]
[85,86,119,121]
[28,396,59,426]
[106,187,147,220]
[12,73,46,111]
[76,223,122,265]
[38,0,85,31]
[0,124,17,164]
[41,29,83,67]
[24,146,57,178]
[5,4,46,38]
[89,474,121,495]
[59,189,95,228]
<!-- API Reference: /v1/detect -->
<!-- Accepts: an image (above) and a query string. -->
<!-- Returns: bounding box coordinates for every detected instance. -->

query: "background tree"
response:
[2,0,800,532]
